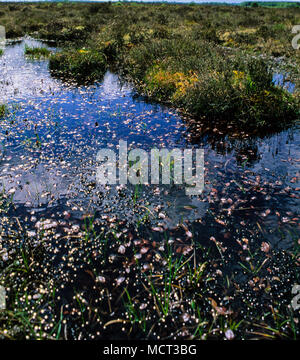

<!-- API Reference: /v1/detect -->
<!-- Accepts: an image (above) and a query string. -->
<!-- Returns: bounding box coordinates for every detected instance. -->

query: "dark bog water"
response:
[0,39,299,251]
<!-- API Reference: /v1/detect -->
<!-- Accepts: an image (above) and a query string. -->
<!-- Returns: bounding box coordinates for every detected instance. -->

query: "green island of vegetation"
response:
[24,44,51,59]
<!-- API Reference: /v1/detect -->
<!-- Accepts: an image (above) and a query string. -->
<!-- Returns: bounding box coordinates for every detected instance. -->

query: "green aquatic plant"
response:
[0,237,61,339]
[24,45,51,59]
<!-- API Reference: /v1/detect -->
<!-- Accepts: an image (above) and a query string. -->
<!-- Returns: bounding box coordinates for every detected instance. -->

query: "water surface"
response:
[0,39,299,251]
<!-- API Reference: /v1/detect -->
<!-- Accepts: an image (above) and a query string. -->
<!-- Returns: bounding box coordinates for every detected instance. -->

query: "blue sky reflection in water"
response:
[0,39,299,250]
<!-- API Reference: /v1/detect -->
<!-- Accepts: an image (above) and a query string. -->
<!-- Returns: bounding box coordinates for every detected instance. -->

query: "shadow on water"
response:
[0,38,299,251]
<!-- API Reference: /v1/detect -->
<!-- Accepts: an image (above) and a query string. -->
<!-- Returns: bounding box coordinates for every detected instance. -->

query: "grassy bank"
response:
[1,2,299,59]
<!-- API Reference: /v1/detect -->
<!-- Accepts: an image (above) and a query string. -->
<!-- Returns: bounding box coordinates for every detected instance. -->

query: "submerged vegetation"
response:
[0,2,299,341]
[0,202,299,340]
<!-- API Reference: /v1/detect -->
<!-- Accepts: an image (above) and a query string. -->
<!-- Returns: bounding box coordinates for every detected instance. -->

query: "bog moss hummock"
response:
[121,39,299,130]
[49,49,107,84]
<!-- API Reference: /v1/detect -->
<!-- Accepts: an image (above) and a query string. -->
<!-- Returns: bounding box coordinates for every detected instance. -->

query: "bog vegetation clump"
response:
[24,45,51,59]
[119,38,298,129]
[49,48,107,84]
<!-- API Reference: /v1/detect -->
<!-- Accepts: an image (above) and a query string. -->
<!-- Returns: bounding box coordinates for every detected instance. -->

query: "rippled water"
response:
[0,39,299,250]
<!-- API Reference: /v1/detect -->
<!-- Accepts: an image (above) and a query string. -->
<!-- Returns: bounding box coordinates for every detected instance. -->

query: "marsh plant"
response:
[49,48,107,84]
[122,41,298,129]
[24,45,51,59]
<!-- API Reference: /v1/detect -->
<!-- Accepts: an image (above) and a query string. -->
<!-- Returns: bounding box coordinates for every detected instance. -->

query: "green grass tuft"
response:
[25,45,51,59]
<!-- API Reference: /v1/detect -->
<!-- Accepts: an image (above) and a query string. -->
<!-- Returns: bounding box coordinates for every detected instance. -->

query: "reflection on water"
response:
[273,72,296,93]
[0,39,299,249]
